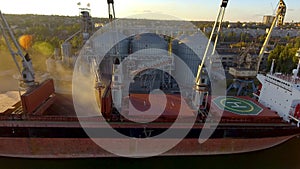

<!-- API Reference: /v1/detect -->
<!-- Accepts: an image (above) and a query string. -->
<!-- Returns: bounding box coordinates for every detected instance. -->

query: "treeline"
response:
[1,14,299,73]
[0,14,106,72]
[4,14,83,48]
[0,14,79,71]
[267,37,300,73]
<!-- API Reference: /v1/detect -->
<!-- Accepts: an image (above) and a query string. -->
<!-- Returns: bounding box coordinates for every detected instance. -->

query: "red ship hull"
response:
[0,136,296,158]
[1,92,300,158]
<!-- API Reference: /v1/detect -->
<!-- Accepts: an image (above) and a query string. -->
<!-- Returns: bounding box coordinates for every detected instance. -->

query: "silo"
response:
[131,33,168,55]
[177,43,200,75]
[171,39,179,55]
[61,42,72,65]
[174,42,200,85]
[91,31,129,81]
[91,31,128,57]
[173,32,209,86]
[128,33,171,92]
[53,48,60,60]
[107,38,130,61]
[46,57,56,73]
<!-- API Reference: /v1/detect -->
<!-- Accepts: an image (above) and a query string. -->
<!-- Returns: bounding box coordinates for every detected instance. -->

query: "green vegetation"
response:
[32,41,54,56]
[0,14,299,74]
[0,14,76,72]
[267,37,300,73]
[0,14,107,72]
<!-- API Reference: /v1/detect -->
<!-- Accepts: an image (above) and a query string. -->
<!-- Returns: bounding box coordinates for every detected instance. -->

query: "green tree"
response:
[269,44,299,73]
[267,45,283,71]
[32,41,54,56]
[294,37,300,49]
[258,34,266,44]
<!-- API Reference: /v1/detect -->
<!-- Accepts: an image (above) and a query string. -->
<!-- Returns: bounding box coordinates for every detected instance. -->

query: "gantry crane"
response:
[256,0,286,73]
[227,0,286,96]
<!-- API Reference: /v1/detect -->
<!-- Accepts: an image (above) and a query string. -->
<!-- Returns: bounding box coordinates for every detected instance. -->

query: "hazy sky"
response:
[0,0,299,22]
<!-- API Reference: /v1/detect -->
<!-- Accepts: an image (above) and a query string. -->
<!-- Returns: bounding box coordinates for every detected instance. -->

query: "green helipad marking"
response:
[213,96,262,115]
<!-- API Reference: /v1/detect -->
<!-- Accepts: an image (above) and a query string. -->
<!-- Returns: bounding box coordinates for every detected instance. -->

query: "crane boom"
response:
[195,0,229,86]
[256,0,286,73]
[193,0,229,108]
[0,11,35,87]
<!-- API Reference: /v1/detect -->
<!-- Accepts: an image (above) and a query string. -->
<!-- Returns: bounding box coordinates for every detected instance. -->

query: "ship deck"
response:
[1,93,285,125]
[209,96,283,123]
[0,93,299,158]
[271,73,300,84]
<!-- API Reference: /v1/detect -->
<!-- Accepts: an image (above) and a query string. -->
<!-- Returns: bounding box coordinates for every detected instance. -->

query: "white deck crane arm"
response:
[193,0,229,109]
[195,0,229,86]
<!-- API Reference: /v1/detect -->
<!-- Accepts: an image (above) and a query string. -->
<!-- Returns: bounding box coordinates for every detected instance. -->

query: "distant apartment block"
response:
[218,51,269,72]
[263,15,275,25]
[203,27,300,39]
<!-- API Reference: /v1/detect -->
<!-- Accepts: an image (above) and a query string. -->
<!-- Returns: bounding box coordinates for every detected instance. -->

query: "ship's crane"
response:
[0,11,56,116]
[193,0,229,109]
[94,0,118,119]
[107,0,116,22]
[95,0,116,86]
[93,0,117,88]
[0,11,35,88]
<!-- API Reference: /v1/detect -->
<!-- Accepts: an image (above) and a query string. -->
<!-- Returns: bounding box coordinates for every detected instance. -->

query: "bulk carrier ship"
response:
[1,0,300,158]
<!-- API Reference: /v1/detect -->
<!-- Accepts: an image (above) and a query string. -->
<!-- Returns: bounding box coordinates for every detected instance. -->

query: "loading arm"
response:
[0,11,35,87]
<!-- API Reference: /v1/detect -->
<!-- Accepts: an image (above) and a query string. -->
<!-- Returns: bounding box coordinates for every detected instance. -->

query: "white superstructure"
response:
[257,48,300,126]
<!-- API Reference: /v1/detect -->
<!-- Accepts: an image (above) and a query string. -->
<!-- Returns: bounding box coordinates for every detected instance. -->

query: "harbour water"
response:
[1,136,300,169]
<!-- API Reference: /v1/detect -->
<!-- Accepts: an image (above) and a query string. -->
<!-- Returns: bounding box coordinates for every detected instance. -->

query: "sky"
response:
[0,0,299,22]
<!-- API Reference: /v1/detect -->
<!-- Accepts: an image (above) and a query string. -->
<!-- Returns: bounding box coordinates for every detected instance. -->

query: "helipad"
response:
[213,96,263,115]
